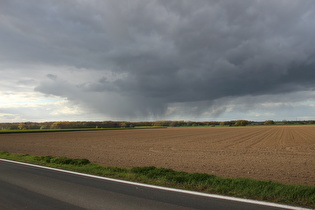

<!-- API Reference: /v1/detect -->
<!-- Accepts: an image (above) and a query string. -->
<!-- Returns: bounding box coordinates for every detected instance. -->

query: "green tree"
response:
[40,125,48,129]
[18,123,26,130]
[234,120,248,126]
[169,121,178,127]
[50,122,60,129]
[120,122,127,128]
[220,121,228,126]
[264,120,275,125]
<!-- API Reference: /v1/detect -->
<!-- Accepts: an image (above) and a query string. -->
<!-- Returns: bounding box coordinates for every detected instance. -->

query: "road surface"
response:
[0,159,305,210]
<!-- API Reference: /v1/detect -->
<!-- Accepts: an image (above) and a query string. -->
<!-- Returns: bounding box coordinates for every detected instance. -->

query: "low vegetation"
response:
[1,120,315,131]
[0,126,167,134]
[0,151,314,208]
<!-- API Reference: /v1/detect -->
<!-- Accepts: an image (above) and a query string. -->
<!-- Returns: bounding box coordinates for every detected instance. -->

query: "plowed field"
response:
[1,126,315,185]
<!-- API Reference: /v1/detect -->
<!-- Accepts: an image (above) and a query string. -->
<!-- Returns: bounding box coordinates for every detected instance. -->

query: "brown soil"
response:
[1,126,315,186]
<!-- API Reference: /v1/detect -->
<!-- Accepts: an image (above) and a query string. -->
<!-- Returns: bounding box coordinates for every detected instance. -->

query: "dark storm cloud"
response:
[1,0,315,118]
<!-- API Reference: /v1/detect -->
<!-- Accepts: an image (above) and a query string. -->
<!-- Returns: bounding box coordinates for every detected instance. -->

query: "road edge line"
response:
[0,158,310,210]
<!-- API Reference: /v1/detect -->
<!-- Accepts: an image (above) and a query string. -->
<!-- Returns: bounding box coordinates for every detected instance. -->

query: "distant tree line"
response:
[220,120,250,126]
[0,121,134,130]
[0,120,218,130]
[1,120,315,130]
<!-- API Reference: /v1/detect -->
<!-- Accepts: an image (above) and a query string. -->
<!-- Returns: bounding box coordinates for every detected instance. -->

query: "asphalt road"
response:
[0,159,305,210]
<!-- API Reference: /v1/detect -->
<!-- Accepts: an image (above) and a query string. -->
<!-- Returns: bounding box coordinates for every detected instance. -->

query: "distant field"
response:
[0,126,314,185]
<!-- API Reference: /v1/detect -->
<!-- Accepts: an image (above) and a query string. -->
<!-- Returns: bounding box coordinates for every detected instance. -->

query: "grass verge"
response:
[0,151,314,208]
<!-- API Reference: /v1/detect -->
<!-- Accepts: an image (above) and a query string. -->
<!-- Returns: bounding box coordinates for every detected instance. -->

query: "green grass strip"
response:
[0,151,314,208]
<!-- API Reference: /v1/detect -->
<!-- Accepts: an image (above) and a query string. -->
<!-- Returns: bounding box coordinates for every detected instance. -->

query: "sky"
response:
[1,0,315,123]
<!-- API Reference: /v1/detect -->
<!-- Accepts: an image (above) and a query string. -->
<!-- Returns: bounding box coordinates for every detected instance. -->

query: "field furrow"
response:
[1,126,314,185]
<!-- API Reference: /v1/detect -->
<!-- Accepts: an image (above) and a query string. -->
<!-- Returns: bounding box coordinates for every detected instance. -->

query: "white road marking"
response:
[0,158,310,210]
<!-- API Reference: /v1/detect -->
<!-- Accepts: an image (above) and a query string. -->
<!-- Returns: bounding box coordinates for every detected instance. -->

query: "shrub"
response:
[34,156,54,163]
[50,157,90,166]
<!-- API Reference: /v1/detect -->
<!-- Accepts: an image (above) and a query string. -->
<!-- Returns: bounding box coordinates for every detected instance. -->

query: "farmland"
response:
[1,125,314,186]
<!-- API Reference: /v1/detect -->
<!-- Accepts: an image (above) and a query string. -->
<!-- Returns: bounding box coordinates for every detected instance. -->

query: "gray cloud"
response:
[1,0,315,120]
